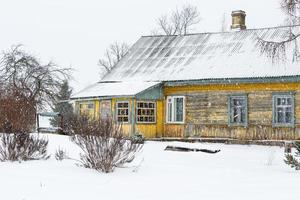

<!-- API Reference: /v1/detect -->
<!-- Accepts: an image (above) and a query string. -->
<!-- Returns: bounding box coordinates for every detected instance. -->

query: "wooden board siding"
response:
[164,124,185,138]
[164,82,300,140]
[75,98,163,138]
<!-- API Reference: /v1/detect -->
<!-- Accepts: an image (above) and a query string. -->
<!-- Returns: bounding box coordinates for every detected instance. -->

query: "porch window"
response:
[79,102,95,118]
[116,101,129,123]
[273,94,294,126]
[136,101,156,123]
[229,95,247,126]
[166,96,185,123]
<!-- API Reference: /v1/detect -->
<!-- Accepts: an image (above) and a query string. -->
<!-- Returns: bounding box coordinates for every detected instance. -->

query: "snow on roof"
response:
[102,25,300,82]
[72,81,160,99]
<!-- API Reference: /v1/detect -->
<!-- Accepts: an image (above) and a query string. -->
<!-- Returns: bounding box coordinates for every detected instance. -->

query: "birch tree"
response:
[259,0,300,62]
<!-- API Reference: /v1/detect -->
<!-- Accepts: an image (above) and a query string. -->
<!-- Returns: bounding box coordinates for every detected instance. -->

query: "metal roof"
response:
[102,25,300,82]
[72,81,161,99]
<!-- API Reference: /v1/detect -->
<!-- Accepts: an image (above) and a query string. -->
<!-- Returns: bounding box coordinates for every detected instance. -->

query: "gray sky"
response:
[0,0,285,91]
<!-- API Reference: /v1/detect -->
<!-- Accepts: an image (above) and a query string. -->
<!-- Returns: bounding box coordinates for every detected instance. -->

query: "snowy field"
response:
[0,134,299,200]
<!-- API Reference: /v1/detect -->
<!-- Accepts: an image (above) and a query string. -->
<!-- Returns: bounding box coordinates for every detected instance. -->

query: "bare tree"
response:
[98,42,129,76]
[0,45,71,108]
[155,4,201,36]
[258,0,300,62]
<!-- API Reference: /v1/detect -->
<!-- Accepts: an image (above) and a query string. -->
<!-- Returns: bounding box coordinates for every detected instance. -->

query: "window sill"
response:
[136,122,157,124]
[228,123,248,127]
[272,123,295,128]
[165,122,185,125]
[117,122,130,124]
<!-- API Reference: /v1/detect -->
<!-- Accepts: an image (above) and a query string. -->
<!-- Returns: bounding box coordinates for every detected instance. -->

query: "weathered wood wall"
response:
[164,83,300,140]
[75,98,164,138]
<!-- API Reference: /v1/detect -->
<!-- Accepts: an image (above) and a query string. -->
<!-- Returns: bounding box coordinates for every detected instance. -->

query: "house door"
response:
[100,100,112,119]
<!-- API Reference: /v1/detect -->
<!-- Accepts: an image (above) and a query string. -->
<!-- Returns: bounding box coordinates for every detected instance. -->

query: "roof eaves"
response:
[70,95,135,101]
[164,75,300,86]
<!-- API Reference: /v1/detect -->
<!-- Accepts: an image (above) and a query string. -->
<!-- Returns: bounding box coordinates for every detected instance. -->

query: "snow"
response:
[103,25,300,82]
[0,0,287,92]
[72,81,160,99]
[0,134,299,200]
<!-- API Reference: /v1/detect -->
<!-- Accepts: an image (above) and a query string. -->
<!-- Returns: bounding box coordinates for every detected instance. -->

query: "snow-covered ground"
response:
[0,134,299,200]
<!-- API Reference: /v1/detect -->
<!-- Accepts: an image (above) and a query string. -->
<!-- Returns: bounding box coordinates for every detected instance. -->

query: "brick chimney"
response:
[231,10,246,30]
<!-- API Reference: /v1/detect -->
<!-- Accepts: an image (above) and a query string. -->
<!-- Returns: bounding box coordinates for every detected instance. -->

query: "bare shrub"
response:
[69,115,143,173]
[55,147,68,161]
[0,133,50,162]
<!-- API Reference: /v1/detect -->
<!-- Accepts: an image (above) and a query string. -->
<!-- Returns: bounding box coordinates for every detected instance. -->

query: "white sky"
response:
[0,0,285,92]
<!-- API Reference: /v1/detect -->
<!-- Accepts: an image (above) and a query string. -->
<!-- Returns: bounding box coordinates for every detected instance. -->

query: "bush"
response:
[69,115,143,173]
[55,147,68,161]
[131,133,145,144]
[0,133,50,162]
[284,142,300,170]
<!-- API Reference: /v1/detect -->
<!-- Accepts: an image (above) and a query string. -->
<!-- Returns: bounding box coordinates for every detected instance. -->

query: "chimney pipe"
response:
[231,10,246,30]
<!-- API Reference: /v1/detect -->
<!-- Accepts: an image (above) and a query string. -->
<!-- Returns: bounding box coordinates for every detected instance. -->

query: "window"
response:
[273,94,294,126]
[229,95,247,126]
[166,96,185,123]
[79,102,95,118]
[100,100,111,119]
[136,101,156,123]
[87,103,94,109]
[116,101,129,123]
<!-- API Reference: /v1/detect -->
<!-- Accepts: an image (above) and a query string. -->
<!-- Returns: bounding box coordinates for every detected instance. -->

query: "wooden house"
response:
[71,11,300,140]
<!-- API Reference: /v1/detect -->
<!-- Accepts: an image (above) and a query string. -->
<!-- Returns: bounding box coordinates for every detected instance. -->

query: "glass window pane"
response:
[277,107,284,123]
[287,98,292,105]
[277,98,282,106]
[175,98,183,122]
[230,97,246,124]
[233,108,239,122]
[168,102,172,122]
[285,112,292,123]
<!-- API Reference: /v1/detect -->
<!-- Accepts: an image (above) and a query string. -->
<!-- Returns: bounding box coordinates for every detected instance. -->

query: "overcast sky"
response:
[0,0,285,91]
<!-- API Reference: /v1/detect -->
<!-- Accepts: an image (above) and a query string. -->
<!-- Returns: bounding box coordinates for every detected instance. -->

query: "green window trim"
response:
[228,94,248,127]
[272,92,295,127]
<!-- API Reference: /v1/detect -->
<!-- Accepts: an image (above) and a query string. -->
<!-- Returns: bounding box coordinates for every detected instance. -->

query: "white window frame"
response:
[116,101,130,123]
[136,101,156,124]
[166,96,185,124]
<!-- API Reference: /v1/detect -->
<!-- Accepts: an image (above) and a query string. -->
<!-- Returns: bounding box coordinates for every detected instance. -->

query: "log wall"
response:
[164,83,300,140]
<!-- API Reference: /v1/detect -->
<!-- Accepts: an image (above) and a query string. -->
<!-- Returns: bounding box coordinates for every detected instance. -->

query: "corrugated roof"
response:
[72,81,160,99]
[102,25,300,82]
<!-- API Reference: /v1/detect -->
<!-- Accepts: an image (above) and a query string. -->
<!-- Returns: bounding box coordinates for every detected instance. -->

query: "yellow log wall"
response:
[164,82,300,140]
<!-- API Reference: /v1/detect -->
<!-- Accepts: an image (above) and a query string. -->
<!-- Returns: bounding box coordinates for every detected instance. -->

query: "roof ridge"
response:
[141,24,300,38]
